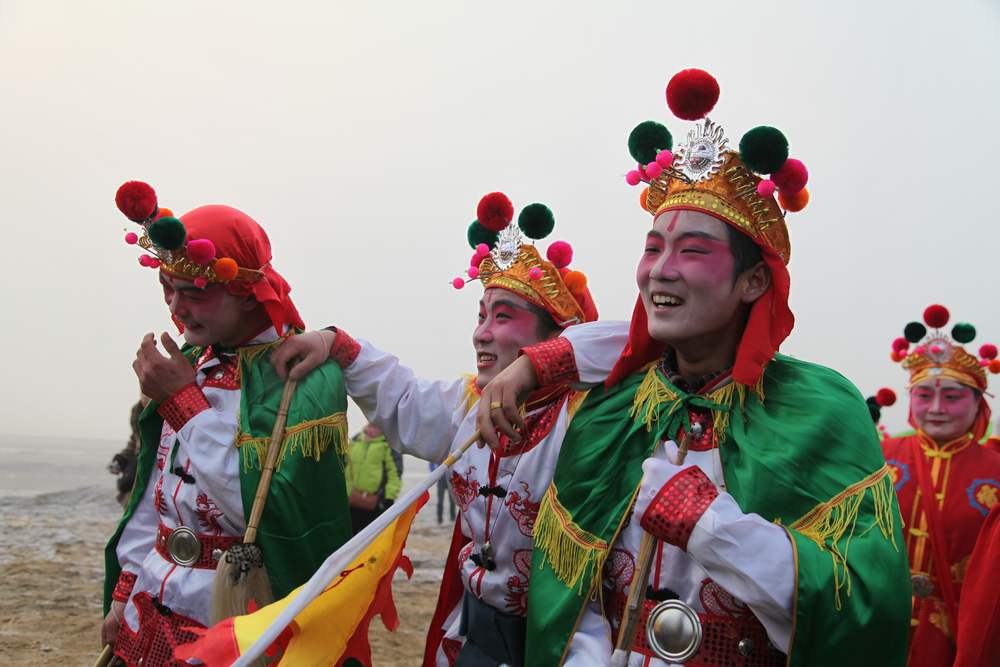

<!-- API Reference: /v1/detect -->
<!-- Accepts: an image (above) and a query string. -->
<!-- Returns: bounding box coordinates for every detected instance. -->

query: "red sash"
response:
[911,444,960,632]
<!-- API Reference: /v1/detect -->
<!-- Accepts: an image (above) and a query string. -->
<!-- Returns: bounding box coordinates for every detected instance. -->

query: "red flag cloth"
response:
[172,205,305,336]
[953,504,1000,667]
[605,243,793,388]
[422,515,470,666]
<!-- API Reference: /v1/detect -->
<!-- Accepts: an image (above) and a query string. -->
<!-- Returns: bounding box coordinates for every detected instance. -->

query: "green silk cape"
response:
[527,353,911,666]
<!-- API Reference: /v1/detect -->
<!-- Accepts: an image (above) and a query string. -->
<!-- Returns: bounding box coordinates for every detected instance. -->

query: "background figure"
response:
[346,422,401,533]
[428,462,456,525]
[107,398,147,507]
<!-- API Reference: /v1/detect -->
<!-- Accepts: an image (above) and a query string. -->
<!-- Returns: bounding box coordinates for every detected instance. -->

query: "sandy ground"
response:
[0,479,451,665]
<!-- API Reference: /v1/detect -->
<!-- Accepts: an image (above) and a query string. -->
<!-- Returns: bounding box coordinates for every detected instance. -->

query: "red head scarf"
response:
[172,205,304,336]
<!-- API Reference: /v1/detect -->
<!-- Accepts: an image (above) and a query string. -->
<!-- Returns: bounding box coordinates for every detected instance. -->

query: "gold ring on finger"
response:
[490,401,502,410]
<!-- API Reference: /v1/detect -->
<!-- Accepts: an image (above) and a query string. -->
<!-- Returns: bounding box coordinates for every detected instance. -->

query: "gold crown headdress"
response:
[452,192,595,327]
[115,181,262,287]
[623,69,812,264]
[890,304,999,391]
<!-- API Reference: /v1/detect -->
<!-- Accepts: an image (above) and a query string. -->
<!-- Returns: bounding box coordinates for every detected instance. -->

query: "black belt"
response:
[457,592,526,667]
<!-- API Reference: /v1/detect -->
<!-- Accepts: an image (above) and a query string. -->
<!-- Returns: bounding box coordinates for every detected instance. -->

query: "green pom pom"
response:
[467,220,499,250]
[952,322,976,344]
[867,401,882,423]
[148,216,186,251]
[904,321,927,343]
[739,126,789,174]
[628,121,672,165]
[517,203,555,240]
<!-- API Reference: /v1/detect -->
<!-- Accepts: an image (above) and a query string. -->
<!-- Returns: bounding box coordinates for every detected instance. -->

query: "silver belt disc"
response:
[166,526,202,566]
[646,599,703,663]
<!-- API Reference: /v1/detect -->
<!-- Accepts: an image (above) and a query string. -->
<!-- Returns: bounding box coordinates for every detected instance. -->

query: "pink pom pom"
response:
[929,344,942,355]
[914,345,927,356]
[756,179,776,197]
[186,238,216,266]
[194,277,208,289]
[528,267,543,281]
[476,243,490,257]
[637,163,649,180]
[625,170,641,186]
[452,277,465,289]
[771,158,809,193]
[124,232,139,245]
[645,162,663,179]
[468,266,480,279]
[138,255,152,267]
[655,150,673,168]
[546,240,573,269]
[148,258,161,269]
[981,359,991,367]
[891,337,909,353]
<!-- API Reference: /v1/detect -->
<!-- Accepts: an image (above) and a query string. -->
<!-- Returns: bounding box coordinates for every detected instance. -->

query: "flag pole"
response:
[232,430,482,667]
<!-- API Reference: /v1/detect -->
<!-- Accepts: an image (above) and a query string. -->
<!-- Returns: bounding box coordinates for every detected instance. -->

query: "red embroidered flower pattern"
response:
[157,383,210,432]
[521,337,579,387]
[640,466,719,550]
[195,493,224,535]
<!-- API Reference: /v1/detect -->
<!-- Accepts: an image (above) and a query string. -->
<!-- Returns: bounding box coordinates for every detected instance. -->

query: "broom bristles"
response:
[210,554,274,624]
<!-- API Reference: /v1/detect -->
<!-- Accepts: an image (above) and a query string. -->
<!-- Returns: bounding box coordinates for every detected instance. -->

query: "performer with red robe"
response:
[882,306,1000,666]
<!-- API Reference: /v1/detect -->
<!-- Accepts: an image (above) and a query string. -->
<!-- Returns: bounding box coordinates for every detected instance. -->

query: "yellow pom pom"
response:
[214,257,239,282]
[778,187,809,212]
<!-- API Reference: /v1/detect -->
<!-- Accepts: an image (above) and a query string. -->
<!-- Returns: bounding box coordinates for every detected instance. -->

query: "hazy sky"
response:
[2,1,999,443]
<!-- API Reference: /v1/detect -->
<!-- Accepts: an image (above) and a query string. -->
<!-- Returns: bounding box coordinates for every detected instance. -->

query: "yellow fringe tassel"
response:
[237,413,349,472]
[790,465,897,610]
[630,366,765,439]
[533,484,609,593]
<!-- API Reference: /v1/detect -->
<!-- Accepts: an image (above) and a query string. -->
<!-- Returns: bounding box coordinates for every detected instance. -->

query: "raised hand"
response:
[132,333,196,403]
[475,355,537,450]
[271,330,335,380]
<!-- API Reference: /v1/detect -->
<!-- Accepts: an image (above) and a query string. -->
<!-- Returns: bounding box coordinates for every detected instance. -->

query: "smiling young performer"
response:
[271,193,604,666]
[881,306,1000,666]
[477,70,911,666]
[102,182,352,666]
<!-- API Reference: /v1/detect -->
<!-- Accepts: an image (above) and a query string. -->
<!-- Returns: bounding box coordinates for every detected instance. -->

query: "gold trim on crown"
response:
[903,339,987,392]
[479,244,585,327]
[137,234,262,284]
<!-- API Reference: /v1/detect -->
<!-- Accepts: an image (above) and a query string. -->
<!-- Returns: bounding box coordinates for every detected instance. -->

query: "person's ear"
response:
[739,262,771,304]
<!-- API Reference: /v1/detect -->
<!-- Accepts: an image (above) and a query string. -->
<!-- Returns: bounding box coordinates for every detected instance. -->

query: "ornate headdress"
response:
[890,304,999,392]
[607,69,805,387]
[452,192,597,327]
[114,180,304,335]
[623,69,809,264]
[115,181,263,287]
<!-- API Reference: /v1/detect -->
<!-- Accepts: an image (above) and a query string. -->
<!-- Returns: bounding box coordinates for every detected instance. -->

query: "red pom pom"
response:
[193,277,208,289]
[564,270,587,292]
[892,337,909,353]
[116,181,158,222]
[625,170,642,186]
[876,388,897,407]
[468,266,480,279]
[756,179,775,197]
[890,350,905,362]
[124,232,139,245]
[771,158,809,192]
[528,267,543,281]
[923,304,950,328]
[157,207,174,219]
[546,240,573,269]
[656,150,674,168]
[645,162,663,179]
[451,277,465,289]
[476,192,514,232]
[138,254,153,267]
[665,69,721,121]
[989,359,1000,374]
[148,258,161,269]
[186,238,216,266]
[980,343,998,360]
[777,187,809,212]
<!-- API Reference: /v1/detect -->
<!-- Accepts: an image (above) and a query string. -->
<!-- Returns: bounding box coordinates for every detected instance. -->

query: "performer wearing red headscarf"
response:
[881,306,1000,666]
[101,183,352,666]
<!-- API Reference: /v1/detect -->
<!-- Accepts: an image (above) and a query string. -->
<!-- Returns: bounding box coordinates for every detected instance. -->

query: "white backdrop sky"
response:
[2,1,998,443]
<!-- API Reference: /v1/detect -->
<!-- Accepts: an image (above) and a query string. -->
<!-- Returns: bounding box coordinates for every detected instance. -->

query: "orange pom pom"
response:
[564,270,588,293]
[157,207,174,219]
[989,359,1000,374]
[214,257,239,281]
[890,350,905,363]
[778,187,809,212]
[639,187,650,211]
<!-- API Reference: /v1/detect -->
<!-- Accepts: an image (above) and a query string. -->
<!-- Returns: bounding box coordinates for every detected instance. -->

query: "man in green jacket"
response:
[476,70,910,666]
[346,423,402,532]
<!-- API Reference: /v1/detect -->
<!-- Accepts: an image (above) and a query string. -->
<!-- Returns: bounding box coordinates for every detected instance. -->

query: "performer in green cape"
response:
[477,69,911,666]
[101,182,351,666]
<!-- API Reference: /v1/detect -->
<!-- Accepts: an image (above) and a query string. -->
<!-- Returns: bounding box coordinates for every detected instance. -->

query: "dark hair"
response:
[725,224,763,283]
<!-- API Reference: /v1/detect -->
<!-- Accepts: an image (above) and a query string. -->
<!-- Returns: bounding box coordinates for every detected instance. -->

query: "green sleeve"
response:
[383,443,401,500]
